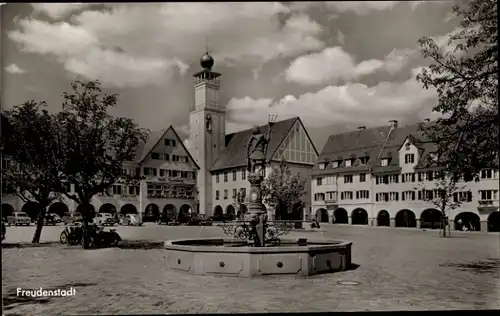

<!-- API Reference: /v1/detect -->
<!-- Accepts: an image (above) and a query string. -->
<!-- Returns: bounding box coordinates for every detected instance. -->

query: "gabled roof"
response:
[313,122,441,176]
[312,125,391,175]
[211,117,299,171]
[134,126,200,170]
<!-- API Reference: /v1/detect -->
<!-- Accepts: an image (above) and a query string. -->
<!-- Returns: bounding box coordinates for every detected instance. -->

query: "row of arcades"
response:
[315,208,500,233]
[1,202,193,223]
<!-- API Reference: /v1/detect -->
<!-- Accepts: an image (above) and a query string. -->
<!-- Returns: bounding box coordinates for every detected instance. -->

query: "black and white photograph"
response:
[1,1,498,314]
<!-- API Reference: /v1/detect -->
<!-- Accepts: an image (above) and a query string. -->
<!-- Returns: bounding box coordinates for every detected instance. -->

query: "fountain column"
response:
[245,171,267,247]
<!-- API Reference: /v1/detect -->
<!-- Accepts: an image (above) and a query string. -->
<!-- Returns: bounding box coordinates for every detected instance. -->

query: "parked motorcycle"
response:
[87,224,121,248]
[60,223,83,245]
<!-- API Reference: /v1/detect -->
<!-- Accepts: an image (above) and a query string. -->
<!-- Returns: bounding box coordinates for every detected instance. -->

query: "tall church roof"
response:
[211,117,300,171]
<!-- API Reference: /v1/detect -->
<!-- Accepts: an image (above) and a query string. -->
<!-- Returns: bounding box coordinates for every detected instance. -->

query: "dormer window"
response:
[345,159,352,167]
[381,158,389,167]
[319,162,326,170]
[405,143,411,151]
[359,157,369,165]
[332,161,339,168]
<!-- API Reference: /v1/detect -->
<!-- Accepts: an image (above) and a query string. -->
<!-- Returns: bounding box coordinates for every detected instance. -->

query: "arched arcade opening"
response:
[351,208,368,225]
[213,205,223,218]
[333,208,348,224]
[144,203,160,222]
[226,205,236,220]
[454,212,480,231]
[2,204,15,218]
[316,208,328,223]
[120,204,138,215]
[76,204,96,221]
[395,209,417,228]
[420,208,442,229]
[163,204,177,222]
[487,211,500,232]
[377,210,390,226]
[48,202,69,218]
[21,202,41,221]
[178,204,191,223]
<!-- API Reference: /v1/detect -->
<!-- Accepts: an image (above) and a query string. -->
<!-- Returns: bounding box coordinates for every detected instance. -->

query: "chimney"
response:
[357,126,366,130]
[388,120,398,128]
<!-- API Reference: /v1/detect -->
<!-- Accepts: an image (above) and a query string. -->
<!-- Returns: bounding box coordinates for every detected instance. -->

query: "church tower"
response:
[189,52,225,216]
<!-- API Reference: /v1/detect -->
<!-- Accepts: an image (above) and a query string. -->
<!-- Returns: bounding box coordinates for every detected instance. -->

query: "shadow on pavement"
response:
[440,258,500,274]
[1,241,60,249]
[315,263,361,276]
[117,240,164,249]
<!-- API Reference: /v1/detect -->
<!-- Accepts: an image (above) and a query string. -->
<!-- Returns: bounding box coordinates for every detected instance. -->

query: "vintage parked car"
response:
[157,214,178,225]
[37,213,59,226]
[62,212,83,225]
[119,214,143,226]
[7,212,31,226]
[93,213,116,226]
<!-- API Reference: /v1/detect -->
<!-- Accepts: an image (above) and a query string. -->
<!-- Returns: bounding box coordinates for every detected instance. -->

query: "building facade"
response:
[1,126,200,222]
[311,121,500,232]
[209,117,319,219]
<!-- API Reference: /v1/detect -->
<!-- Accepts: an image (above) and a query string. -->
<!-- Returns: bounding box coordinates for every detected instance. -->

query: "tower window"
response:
[206,115,212,132]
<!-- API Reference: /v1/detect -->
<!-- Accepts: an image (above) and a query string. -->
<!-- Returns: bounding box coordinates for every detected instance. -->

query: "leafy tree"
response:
[261,160,307,221]
[55,80,148,248]
[414,170,465,237]
[2,101,64,243]
[412,0,498,181]
[232,188,247,220]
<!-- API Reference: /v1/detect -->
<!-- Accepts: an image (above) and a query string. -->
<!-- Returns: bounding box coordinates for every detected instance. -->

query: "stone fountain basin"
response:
[164,238,352,277]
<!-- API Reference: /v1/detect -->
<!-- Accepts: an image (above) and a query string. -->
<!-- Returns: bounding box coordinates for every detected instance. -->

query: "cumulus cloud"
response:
[4,63,26,74]
[227,68,437,128]
[326,1,399,15]
[284,47,416,85]
[432,27,470,58]
[31,3,96,19]
[8,3,325,88]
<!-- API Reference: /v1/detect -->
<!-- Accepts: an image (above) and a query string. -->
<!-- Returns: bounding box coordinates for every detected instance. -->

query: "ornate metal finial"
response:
[268,114,278,127]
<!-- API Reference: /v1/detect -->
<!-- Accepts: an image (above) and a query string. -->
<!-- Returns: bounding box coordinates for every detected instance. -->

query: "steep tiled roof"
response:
[211,117,299,171]
[134,126,200,169]
[134,129,167,163]
[313,122,438,176]
[312,126,390,175]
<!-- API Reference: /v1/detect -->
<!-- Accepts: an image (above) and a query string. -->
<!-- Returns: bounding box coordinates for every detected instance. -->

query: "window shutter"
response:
[418,173,422,181]
[467,191,472,202]
[418,191,422,200]
[412,191,416,200]
[402,175,405,183]
[402,193,405,201]
[376,194,379,202]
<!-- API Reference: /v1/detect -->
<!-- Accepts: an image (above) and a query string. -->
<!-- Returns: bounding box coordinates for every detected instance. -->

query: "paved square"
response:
[2,225,500,314]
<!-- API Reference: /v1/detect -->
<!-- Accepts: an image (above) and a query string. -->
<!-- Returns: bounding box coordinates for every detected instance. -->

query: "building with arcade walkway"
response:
[1,52,319,222]
[311,121,500,233]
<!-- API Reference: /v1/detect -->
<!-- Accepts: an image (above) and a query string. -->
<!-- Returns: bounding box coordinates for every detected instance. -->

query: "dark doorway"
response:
[377,210,390,226]
[395,209,417,228]
[333,208,348,224]
[144,204,160,222]
[351,208,368,225]
[420,209,442,229]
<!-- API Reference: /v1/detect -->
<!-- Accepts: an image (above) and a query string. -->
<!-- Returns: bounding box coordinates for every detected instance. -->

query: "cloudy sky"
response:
[2,2,461,150]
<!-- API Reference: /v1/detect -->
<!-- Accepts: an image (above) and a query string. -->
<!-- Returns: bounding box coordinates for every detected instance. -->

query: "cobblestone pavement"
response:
[2,225,500,315]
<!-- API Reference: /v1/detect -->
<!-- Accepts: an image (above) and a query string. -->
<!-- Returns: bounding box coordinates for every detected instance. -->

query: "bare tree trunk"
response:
[81,203,90,249]
[32,205,47,243]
